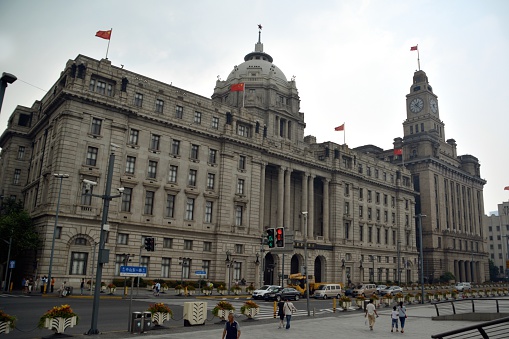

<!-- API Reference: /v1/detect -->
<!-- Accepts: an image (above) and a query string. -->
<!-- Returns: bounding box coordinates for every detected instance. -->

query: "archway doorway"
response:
[290,254,301,274]
[314,256,324,283]
[264,253,275,285]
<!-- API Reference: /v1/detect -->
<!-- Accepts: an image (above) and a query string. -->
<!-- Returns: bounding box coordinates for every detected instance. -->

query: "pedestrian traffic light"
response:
[266,228,275,248]
[144,237,155,251]
[276,227,284,248]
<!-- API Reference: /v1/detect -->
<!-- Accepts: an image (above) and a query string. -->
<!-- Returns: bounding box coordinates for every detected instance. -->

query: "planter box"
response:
[242,307,259,319]
[202,290,212,296]
[152,312,171,325]
[217,309,233,320]
[406,297,415,304]
[175,289,183,295]
[183,302,207,326]
[341,301,351,310]
[373,299,380,307]
[0,321,12,334]
[44,316,77,333]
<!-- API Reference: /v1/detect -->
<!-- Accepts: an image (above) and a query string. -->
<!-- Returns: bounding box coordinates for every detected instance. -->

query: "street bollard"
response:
[273,301,277,318]
[333,298,336,313]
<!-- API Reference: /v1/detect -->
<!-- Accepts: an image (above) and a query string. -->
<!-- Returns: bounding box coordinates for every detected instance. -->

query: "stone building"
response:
[484,202,509,279]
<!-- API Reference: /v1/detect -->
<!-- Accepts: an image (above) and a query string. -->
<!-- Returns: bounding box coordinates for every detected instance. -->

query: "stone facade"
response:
[484,202,509,279]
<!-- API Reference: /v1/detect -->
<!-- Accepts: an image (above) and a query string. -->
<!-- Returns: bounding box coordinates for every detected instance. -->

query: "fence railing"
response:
[433,298,509,318]
[431,316,509,339]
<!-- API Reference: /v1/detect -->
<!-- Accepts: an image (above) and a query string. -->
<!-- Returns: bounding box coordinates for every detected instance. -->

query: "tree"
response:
[439,271,455,283]
[489,259,500,282]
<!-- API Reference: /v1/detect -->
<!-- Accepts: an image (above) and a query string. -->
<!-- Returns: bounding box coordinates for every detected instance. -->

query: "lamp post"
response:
[179,257,191,294]
[47,173,69,295]
[417,214,426,304]
[301,211,310,316]
[0,72,17,115]
[225,251,235,295]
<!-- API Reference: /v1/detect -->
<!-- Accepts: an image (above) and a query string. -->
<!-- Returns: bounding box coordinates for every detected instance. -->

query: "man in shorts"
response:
[365,299,379,330]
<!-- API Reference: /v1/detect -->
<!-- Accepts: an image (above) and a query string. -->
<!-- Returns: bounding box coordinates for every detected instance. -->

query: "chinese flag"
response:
[334,124,344,131]
[95,30,112,40]
[230,83,245,92]
[394,148,403,155]
[504,186,509,191]
[410,45,418,51]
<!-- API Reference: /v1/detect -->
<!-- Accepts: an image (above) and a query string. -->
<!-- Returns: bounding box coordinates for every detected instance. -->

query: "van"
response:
[454,282,471,292]
[313,284,343,299]
[352,283,377,297]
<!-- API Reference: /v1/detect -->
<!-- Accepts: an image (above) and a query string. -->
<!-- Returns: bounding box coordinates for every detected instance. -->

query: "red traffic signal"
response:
[276,227,284,248]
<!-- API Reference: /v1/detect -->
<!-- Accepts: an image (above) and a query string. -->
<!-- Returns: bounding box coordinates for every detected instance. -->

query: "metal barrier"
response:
[431,316,509,339]
[433,298,509,318]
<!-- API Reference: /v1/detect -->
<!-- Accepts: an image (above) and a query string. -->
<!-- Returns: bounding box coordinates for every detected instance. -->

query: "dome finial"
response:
[257,24,262,43]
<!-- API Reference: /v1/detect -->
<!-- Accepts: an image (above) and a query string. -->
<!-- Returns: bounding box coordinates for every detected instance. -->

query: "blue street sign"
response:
[119,266,147,277]
[195,270,207,275]
[9,260,15,269]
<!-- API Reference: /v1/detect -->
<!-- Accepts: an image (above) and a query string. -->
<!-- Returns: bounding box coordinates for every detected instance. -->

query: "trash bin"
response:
[142,311,152,332]
[131,312,143,333]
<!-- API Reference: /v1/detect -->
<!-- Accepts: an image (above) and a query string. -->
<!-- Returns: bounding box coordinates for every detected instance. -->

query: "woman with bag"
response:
[283,298,297,329]
[398,301,407,333]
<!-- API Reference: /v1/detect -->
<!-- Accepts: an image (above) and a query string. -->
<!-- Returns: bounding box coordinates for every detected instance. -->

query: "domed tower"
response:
[212,29,304,144]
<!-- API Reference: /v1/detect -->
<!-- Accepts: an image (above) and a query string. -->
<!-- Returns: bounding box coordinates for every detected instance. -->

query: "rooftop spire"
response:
[257,24,262,43]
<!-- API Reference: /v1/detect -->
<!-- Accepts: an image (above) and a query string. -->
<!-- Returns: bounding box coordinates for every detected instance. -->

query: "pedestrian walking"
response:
[59,281,67,297]
[154,282,160,296]
[21,277,26,294]
[398,301,407,333]
[277,299,285,328]
[364,299,379,331]
[80,279,85,295]
[283,298,297,329]
[391,305,399,332]
[51,277,55,293]
[222,313,241,339]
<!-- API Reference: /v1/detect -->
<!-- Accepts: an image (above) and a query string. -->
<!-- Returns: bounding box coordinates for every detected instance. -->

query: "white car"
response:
[454,282,471,292]
[252,285,281,300]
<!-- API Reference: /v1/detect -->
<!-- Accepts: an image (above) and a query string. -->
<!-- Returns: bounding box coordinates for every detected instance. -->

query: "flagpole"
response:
[343,123,346,145]
[242,88,245,108]
[417,44,420,71]
[105,28,112,59]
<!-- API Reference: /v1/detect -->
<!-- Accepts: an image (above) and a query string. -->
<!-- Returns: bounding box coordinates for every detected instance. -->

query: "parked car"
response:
[376,285,387,294]
[454,282,471,292]
[252,285,281,300]
[380,286,403,296]
[352,284,377,297]
[264,287,302,301]
[313,284,343,299]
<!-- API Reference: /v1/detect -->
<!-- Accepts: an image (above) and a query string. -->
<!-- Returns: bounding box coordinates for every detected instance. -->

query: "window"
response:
[144,191,154,215]
[125,156,136,174]
[391,196,395,207]
[375,169,379,178]
[69,252,88,275]
[233,262,242,280]
[17,146,25,160]
[235,205,243,226]
[148,160,158,179]
[376,228,381,243]
[181,259,191,279]
[185,198,195,220]
[161,258,171,278]
[344,202,350,215]
[345,222,350,239]
[359,225,364,241]
[237,179,245,195]
[376,192,380,204]
[384,229,389,244]
[140,256,150,275]
[359,206,363,218]
[75,237,87,245]
[202,260,210,278]
[55,227,62,239]
[239,155,246,170]
[150,134,160,150]
[134,93,143,107]
[212,117,219,129]
[121,188,132,212]
[368,226,373,243]
[205,201,213,223]
[163,194,175,218]
[13,169,20,184]
[359,188,363,200]
[155,99,164,113]
[235,244,244,254]
[194,111,202,124]
[188,169,197,186]
[163,238,173,248]
[129,129,139,145]
[383,194,388,205]
[190,144,199,160]
[81,182,93,205]
[171,140,180,155]
[237,124,250,137]
[203,241,212,252]
[384,211,388,222]
[91,118,102,135]
[175,105,183,119]
[392,230,396,244]
[205,173,215,190]
[208,149,217,164]
[86,146,98,166]
[368,207,372,220]
[344,183,350,196]
[184,240,193,250]
[168,165,178,183]
[367,190,372,202]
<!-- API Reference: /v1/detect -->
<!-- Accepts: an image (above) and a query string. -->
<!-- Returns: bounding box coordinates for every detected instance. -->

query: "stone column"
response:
[278,166,285,228]
[301,173,309,233]
[323,178,330,241]
[259,163,266,233]
[465,261,471,284]
[308,175,315,238]
[284,168,292,229]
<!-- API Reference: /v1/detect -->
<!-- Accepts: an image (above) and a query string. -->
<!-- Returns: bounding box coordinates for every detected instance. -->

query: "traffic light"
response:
[144,237,155,251]
[276,227,284,248]
[266,228,275,248]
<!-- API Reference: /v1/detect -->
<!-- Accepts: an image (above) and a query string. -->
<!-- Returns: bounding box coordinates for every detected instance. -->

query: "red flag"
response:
[504,186,509,191]
[334,124,344,131]
[230,83,245,92]
[96,30,112,40]
[394,148,403,155]
[410,45,418,51]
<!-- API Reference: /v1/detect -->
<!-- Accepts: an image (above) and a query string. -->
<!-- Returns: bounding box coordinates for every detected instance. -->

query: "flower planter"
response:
[108,287,116,294]
[44,316,77,334]
[202,290,212,296]
[341,301,352,310]
[396,297,404,303]
[445,294,451,300]
[406,297,415,304]
[218,290,227,295]
[242,307,259,319]
[232,289,241,295]
[218,309,233,320]
[373,299,380,308]
[187,290,195,296]
[355,300,364,308]
[0,321,12,334]
[152,312,171,325]
[175,289,183,295]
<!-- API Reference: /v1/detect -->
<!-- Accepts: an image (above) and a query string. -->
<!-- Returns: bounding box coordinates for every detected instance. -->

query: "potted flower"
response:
[230,285,242,295]
[444,290,452,299]
[240,300,259,319]
[146,280,155,291]
[212,301,235,320]
[370,294,380,307]
[405,292,415,304]
[394,292,405,303]
[161,283,169,293]
[147,303,173,325]
[175,284,184,295]
[202,285,213,295]
[435,291,443,301]
[107,283,116,294]
[426,291,434,302]
[0,310,16,334]
[415,292,422,302]
[355,295,366,308]
[217,285,227,295]
[246,283,256,294]
[187,285,196,296]
[382,294,393,306]
[38,304,79,334]
[339,295,352,310]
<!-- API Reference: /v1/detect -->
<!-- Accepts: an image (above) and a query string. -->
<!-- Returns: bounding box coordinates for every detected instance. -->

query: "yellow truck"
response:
[287,273,342,296]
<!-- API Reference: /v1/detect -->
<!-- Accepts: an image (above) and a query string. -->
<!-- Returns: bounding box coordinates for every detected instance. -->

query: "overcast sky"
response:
[1,0,508,213]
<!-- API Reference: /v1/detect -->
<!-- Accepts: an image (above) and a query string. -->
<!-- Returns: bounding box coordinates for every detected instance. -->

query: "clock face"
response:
[429,98,438,113]
[409,98,424,113]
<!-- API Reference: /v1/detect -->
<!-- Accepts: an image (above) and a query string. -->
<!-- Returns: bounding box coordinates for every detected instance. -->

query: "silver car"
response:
[252,285,281,300]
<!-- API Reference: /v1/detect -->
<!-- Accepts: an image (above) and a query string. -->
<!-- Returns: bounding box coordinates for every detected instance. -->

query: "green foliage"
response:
[212,301,235,317]
[439,271,456,282]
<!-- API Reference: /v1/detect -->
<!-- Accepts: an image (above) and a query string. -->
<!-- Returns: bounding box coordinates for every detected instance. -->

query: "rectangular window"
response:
[205,201,213,223]
[134,93,143,107]
[376,228,381,243]
[239,155,246,170]
[117,233,129,245]
[168,165,178,183]
[367,190,372,202]
[148,160,158,179]
[376,192,380,204]
[384,229,389,244]
[235,244,244,254]
[359,188,363,200]
[17,146,25,160]
[202,260,210,279]
[208,149,217,164]
[13,169,21,184]
[175,105,183,119]
[163,238,173,248]
[150,134,160,150]
[359,206,363,218]
[359,225,364,241]
[207,173,215,189]
[233,262,242,280]
[91,118,102,135]
[125,156,136,174]
[121,187,132,212]
[235,205,243,226]
[144,191,155,215]
[368,226,373,243]
[194,111,202,124]
[140,256,150,275]
[368,207,372,220]
[96,80,106,94]
[161,258,171,278]
[185,198,195,220]
[384,211,388,222]
[171,140,180,155]
[190,144,199,160]
[81,182,93,205]
[344,183,350,196]
[155,99,164,113]
[69,252,88,275]
[203,241,212,252]
[345,223,350,239]
[237,124,250,137]
[184,240,193,250]
[86,146,98,166]
[129,129,139,145]
[237,179,245,195]
[166,194,175,217]
[383,194,388,205]
[188,169,197,186]
[212,117,219,129]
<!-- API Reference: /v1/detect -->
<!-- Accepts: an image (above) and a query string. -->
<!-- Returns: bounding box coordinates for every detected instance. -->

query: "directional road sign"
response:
[119,266,147,277]
[195,270,207,275]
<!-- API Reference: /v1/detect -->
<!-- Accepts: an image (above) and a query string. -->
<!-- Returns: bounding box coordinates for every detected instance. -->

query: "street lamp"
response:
[0,72,17,115]
[225,251,235,295]
[301,211,310,317]
[417,214,427,304]
[179,257,191,292]
[47,173,69,295]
